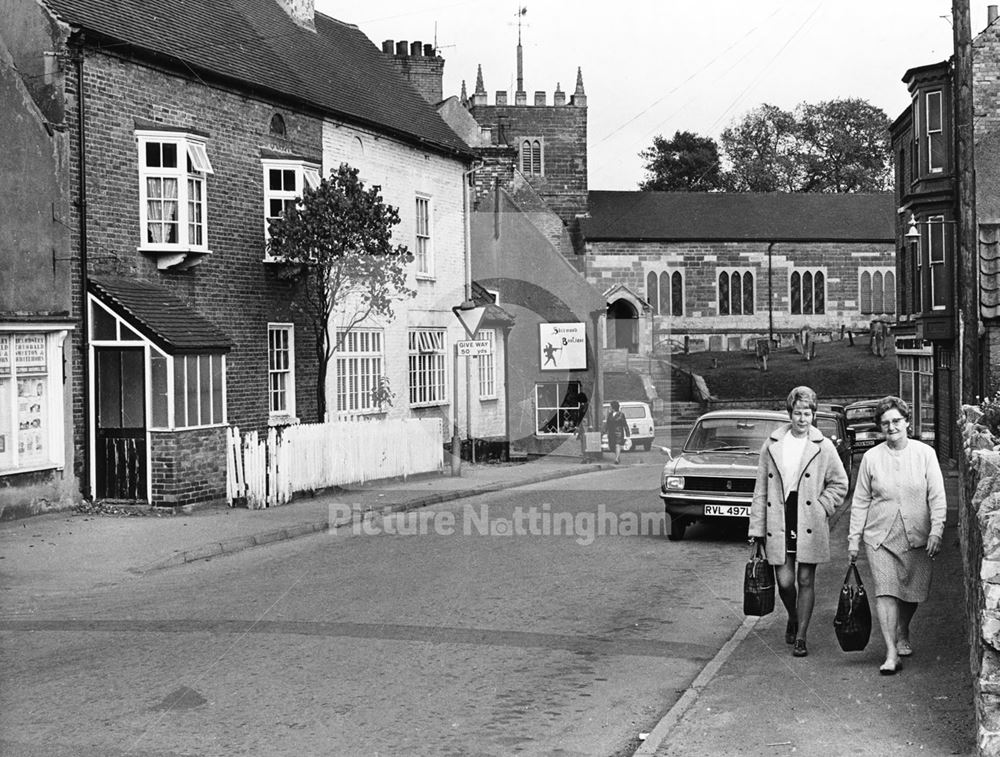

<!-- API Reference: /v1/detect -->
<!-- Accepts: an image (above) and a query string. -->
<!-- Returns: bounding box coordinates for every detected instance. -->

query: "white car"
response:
[601,401,655,451]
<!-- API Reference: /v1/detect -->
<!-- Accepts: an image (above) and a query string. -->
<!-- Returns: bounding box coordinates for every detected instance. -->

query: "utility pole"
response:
[952,0,980,404]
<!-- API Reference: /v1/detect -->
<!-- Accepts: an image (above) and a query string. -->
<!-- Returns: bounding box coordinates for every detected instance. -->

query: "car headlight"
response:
[663,475,685,490]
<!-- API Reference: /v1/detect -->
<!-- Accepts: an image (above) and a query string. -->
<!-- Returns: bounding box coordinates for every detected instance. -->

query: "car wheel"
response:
[667,516,687,541]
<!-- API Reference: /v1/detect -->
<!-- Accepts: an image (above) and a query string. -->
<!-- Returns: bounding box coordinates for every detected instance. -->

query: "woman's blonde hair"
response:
[786,385,817,414]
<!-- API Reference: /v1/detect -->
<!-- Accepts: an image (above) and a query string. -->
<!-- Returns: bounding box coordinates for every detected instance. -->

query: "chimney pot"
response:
[410,41,422,56]
[989,5,998,24]
[553,86,566,106]
[382,40,394,54]
[396,40,408,55]
[423,43,434,56]
[534,90,546,106]
[496,91,508,106]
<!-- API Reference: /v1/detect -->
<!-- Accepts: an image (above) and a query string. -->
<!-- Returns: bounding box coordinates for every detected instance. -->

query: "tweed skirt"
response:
[868,511,933,602]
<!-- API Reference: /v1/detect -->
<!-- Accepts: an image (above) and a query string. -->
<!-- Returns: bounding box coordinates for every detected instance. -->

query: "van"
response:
[602,401,655,451]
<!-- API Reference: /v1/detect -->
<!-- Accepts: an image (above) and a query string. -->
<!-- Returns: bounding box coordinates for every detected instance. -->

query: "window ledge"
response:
[409,402,448,409]
[415,274,436,282]
[268,415,300,427]
[138,246,212,271]
[0,463,63,476]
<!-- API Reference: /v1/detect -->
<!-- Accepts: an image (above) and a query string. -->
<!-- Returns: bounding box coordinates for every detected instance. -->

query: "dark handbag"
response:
[743,541,775,616]
[834,562,872,652]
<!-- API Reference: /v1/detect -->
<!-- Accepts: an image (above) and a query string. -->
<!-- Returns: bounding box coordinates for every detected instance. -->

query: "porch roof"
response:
[89,277,233,354]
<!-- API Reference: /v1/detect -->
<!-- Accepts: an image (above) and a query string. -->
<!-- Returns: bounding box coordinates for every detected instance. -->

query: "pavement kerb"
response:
[134,462,614,574]
[633,614,762,757]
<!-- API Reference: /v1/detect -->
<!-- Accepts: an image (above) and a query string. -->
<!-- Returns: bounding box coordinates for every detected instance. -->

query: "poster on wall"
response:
[538,323,587,371]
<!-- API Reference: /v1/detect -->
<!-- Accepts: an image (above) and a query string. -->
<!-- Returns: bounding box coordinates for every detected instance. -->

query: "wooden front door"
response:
[95,347,147,500]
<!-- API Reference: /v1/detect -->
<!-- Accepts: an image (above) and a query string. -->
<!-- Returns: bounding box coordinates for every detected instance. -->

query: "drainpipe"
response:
[73,42,91,500]
[767,242,775,344]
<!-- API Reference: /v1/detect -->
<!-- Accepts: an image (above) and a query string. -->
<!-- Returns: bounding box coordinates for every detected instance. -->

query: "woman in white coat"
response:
[749,386,849,658]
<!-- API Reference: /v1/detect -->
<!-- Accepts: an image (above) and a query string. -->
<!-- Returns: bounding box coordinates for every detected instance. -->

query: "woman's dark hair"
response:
[609,400,620,411]
[785,385,817,414]
[874,395,911,426]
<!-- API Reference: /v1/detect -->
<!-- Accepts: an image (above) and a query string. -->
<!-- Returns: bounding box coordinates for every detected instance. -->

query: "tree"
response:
[719,99,892,192]
[794,99,892,192]
[719,104,800,192]
[638,130,723,191]
[266,163,415,422]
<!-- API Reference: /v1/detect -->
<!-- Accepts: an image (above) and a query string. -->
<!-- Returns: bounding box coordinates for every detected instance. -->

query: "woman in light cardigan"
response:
[750,386,849,658]
[848,396,946,675]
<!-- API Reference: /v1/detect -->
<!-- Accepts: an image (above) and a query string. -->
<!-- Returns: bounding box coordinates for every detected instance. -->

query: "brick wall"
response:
[65,50,324,492]
[150,427,226,506]
[974,19,1000,137]
[585,239,897,336]
[470,102,588,227]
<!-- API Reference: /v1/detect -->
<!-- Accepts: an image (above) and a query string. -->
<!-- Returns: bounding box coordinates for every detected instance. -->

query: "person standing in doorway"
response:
[848,396,945,675]
[749,386,849,658]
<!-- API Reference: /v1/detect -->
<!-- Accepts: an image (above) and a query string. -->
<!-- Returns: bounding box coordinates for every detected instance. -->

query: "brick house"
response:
[3,0,481,506]
[579,191,897,355]
[889,5,1000,462]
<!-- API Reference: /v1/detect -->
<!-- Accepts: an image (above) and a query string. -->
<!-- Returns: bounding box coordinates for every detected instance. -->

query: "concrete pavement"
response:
[639,466,975,757]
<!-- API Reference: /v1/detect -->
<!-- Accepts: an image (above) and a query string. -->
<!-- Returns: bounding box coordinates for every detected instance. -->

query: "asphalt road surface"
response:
[0,434,768,757]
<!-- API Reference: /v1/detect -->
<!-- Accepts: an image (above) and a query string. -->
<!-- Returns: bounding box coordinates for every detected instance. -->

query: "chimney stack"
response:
[534,91,546,106]
[275,0,315,31]
[553,83,566,106]
[496,91,508,106]
[381,38,445,105]
[989,5,998,25]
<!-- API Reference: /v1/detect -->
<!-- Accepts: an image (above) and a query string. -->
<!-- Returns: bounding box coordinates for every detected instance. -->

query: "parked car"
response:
[601,400,655,451]
[815,408,853,474]
[659,409,788,541]
[845,399,884,453]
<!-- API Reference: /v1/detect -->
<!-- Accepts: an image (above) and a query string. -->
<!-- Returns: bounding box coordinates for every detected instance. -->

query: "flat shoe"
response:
[792,639,808,657]
[879,661,902,675]
[897,640,913,657]
[785,619,798,645]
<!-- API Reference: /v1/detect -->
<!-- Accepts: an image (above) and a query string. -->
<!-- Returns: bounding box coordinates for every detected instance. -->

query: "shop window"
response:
[0,331,69,473]
[535,380,585,435]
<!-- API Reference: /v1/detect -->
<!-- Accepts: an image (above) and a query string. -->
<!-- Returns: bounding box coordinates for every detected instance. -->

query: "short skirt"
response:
[867,511,933,602]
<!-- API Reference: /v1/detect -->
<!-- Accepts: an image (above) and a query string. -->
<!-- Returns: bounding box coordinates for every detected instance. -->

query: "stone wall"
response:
[958,405,1000,755]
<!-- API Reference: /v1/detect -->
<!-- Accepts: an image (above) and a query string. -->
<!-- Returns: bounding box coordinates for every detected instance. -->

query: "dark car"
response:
[815,408,852,474]
[845,399,884,453]
[659,409,788,541]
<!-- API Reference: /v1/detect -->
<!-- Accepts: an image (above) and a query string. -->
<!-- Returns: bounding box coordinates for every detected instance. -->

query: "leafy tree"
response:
[719,99,892,192]
[719,104,800,192]
[266,163,415,421]
[794,99,892,192]
[638,130,723,191]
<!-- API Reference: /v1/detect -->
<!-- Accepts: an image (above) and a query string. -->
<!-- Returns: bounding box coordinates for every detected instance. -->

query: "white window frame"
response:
[334,329,385,415]
[408,328,447,407]
[0,327,71,475]
[414,195,433,278]
[788,268,826,315]
[534,380,584,436]
[136,130,213,254]
[927,215,948,310]
[267,323,296,422]
[925,90,944,174]
[476,329,497,400]
[261,159,321,252]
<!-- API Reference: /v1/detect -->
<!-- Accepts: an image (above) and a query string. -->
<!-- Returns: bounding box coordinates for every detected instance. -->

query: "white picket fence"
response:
[226,417,444,508]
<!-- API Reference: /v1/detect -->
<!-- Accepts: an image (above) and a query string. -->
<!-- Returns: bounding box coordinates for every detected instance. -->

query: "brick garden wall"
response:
[150,427,227,506]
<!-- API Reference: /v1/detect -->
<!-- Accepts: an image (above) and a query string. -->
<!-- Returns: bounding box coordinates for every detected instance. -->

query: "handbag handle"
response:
[749,540,767,561]
[843,562,864,588]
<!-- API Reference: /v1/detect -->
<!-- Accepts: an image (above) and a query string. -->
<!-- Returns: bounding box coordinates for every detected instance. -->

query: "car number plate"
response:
[704,504,749,517]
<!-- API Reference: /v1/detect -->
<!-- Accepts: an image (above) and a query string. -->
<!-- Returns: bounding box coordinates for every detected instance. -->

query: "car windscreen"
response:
[815,417,841,439]
[683,417,785,452]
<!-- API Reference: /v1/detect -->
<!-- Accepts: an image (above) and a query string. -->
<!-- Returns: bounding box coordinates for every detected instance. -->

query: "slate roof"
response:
[581,191,895,243]
[89,277,233,353]
[44,0,472,158]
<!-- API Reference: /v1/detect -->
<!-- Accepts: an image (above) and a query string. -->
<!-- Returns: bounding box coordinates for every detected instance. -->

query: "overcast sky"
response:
[315,1,995,190]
